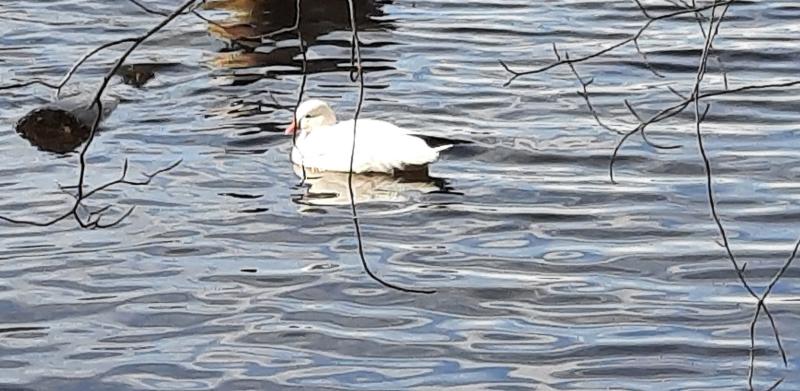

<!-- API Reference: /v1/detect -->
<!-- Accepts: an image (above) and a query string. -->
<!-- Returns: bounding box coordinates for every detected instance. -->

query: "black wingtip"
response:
[414,134,472,149]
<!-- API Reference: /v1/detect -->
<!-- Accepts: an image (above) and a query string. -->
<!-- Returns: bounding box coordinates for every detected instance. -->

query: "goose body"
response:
[286,100,450,174]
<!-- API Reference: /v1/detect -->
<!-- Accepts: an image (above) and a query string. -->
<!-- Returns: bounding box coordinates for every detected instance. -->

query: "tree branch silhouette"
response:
[502,1,797,388]
[0,0,196,228]
[345,0,435,294]
[499,0,733,85]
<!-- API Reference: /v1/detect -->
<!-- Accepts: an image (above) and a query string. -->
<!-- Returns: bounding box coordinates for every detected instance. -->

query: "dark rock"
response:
[14,96,117,154]
[16,107,90,154]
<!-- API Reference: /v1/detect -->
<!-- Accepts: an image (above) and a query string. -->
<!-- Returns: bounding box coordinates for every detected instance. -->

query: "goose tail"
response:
[433,144,453,153]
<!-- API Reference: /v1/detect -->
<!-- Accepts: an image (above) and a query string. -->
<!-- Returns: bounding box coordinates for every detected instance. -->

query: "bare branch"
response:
[563,51,626,135]
[0,0,193,229]
[667,85,687,100]
[0,79,60,91]
[62,159,183,201]
[291,0,309,185]
[766,378,784,391]
[511,2,796,386]
[500,1,733,85]
[76,0,196,205]
[633,38,665,79]
[124,0,220,27]
[346,0,435,294]
[608,78,800,183]
[92,206,136,229]
[623,99,680,149]
[688,3,788,386]
[551,42,562,62]
[57,38,138,97]
[632,0,654,19]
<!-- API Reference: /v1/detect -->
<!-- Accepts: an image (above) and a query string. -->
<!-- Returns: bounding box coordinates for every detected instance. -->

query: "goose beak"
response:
[284,120,297,135]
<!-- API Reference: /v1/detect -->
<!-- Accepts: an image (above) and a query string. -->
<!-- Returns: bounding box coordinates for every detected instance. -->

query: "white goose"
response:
[285,99,451,173]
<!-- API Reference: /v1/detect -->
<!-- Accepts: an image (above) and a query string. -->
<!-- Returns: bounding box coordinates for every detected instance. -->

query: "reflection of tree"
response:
[205,0,394,81]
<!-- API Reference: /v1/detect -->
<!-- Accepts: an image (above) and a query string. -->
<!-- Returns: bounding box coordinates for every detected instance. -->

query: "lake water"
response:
[1,0,799,389]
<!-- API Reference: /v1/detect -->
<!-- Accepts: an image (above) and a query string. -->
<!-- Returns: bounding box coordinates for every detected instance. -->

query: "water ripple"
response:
[1,0,799,390]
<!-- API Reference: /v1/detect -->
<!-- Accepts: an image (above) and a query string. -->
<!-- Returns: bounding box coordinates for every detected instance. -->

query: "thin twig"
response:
[77,0,196,207]
[499,1,733,85]
[57,38,138,97]
[623,99,680,149]
[345,0,434,294]
[766,378,784,391]
[61,159,183,201]
[0,79,59,91]
[687,3,788,388]
[633,38,666,79]
[627,0,666,78]
[609,78,800,183]
[0,0,193,228]
[506,2,796,386]
[563,50,626,135]
[290,0,308,185]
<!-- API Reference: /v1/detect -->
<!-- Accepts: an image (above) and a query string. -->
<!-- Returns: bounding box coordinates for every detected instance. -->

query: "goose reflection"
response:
[292,165,454,208]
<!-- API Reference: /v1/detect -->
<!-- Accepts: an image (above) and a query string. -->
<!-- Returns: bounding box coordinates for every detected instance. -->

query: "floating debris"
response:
[116,63,180,88]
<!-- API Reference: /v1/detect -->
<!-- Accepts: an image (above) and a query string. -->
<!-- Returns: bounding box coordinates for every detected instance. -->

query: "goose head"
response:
[285,99,337,135]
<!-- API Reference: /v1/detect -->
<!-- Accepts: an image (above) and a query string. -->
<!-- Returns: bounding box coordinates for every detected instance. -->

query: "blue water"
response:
[1,0,799,389]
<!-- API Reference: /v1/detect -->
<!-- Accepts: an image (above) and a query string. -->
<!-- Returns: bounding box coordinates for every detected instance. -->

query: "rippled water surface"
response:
[1,1,800,389]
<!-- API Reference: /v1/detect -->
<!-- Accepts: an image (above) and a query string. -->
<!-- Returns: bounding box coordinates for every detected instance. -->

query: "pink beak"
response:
[284,120,297,135]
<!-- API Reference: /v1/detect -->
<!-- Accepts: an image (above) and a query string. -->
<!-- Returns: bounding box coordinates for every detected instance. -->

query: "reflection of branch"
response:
[345,0,435,294]
[0,0,194,229]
